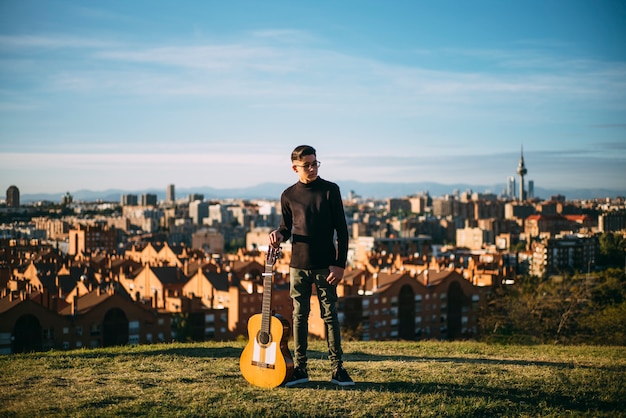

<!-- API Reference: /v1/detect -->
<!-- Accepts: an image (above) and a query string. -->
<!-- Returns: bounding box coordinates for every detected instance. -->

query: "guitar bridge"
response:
[251,361,275,370]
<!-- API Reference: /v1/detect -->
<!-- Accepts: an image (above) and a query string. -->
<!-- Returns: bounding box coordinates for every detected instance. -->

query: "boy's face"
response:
[292,154,319,184]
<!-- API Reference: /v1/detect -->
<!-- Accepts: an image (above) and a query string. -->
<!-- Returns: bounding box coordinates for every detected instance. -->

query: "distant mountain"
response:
[336,181,626,201]
[19,181,626,204]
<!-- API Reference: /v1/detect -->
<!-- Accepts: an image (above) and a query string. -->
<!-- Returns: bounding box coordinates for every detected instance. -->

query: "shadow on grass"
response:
[289,379,624,414]
[344,350,626,372]
[59,345,625,373]
[55,345,243,360]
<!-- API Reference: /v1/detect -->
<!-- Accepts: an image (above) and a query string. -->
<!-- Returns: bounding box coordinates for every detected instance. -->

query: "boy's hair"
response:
[291,145,316,162]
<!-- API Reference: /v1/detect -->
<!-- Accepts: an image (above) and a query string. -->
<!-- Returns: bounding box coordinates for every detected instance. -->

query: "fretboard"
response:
[260,261,274,335]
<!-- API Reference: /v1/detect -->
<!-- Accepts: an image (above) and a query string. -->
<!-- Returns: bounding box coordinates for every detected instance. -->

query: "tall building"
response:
[166,184,175,203]
[189,200,209,225]
[528,180,534,199]
[121,194,138,206]
[6,185,19,207]
[506,176,516,199]
[516,146,528,201]
[188,193,204,202]
[62,192,73,205]
[141,193,157,206]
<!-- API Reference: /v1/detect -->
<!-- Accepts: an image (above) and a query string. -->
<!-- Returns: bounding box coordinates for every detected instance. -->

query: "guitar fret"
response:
[260,248,279,336]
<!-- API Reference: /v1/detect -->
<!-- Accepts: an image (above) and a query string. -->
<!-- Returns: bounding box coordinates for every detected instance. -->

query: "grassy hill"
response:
[1,340,625,417]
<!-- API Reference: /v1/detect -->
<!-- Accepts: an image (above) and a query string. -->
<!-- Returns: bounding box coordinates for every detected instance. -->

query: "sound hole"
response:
[257,331,271,346]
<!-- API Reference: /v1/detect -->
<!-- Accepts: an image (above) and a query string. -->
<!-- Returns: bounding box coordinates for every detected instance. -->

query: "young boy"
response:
[269,145,354,387]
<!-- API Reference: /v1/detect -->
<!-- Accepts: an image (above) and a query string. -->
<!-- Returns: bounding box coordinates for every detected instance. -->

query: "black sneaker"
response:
[285,366,309,387]
[331,366,355,386]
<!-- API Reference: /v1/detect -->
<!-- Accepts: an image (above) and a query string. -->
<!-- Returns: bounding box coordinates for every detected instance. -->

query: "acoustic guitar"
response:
[239,245,294,388]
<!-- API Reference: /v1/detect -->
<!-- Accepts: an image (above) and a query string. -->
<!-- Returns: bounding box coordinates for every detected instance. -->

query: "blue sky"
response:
[1,0,625,196]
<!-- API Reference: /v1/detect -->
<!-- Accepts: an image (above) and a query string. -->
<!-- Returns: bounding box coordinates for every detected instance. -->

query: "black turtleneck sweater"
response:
[277,177,348,270]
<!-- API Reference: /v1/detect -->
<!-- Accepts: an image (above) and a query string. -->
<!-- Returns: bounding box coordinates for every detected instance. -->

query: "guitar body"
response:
[240,312,294,388]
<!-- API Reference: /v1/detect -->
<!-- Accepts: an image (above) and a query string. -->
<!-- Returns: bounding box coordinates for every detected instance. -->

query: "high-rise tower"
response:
[6,185,20,207]
[516,146,528,201]
[166,184,175,203]
[506,176,516,199]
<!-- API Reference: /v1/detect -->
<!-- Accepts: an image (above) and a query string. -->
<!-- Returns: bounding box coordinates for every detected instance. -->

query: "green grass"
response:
[1,340,625,417]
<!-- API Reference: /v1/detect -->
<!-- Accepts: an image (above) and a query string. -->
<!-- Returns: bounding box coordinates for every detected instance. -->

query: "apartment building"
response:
[530,234,598,277]
[598,209,626,233]
[338,269,484,341]
[524,214,577,237]
[0,283,173,353]
[68,224,117,256]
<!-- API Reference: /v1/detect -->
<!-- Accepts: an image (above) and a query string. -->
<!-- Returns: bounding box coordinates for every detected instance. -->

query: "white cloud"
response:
[0,35,117,49]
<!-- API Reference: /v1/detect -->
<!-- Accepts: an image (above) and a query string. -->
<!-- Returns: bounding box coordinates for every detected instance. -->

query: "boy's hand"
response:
[327,266,345,285]
[269,230,284,248]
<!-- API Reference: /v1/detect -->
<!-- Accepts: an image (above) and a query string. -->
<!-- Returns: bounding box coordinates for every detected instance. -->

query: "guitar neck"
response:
[260,257,275,334]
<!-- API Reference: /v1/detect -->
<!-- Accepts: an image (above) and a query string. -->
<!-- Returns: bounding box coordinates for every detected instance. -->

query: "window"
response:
[129,320,140,333]
[90,324,101,336]
[43,328,54,340]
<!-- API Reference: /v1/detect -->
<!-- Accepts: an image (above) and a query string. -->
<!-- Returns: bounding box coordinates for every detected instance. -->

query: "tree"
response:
[598,233,626,267]
[478,268,626,345]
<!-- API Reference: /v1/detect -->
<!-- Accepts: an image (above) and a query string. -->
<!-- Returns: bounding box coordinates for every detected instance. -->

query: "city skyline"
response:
[1,1,625,196]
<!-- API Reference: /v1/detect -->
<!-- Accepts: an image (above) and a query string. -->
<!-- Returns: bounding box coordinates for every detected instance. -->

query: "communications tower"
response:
[516,146,528,201]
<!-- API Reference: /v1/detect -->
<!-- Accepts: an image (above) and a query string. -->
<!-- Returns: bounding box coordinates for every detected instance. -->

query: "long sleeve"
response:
[278,178,348,270]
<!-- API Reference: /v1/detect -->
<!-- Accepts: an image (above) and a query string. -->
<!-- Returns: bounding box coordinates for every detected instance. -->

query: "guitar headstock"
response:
[266,245,281,266]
